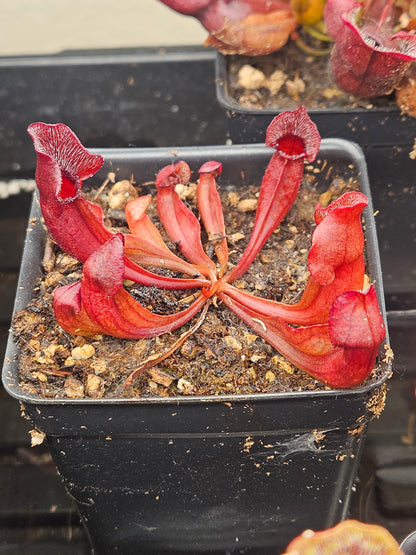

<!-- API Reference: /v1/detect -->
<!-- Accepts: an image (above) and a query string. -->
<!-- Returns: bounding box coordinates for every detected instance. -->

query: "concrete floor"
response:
[0,0,207,56]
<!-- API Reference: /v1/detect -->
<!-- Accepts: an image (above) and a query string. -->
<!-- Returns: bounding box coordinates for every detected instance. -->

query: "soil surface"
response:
[224,40,397,111]
[12,160,385,400]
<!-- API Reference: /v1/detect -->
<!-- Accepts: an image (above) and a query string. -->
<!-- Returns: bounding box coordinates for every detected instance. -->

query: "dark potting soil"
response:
[11,159,388,402]
[224,40,397,111]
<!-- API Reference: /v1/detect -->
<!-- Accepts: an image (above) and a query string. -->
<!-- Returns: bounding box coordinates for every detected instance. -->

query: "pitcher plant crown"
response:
[27,106,385,389]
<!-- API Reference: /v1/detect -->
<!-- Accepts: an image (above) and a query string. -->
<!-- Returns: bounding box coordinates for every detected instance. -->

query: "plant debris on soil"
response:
[224,40,398,111]
[11,158,385,400]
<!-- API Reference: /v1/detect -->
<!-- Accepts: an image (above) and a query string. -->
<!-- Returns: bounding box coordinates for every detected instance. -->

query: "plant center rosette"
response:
[27,106,385,390]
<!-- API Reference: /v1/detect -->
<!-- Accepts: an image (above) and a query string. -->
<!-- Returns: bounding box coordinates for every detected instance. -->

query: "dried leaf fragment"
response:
[148,368,175,387]
[205,10,298,56]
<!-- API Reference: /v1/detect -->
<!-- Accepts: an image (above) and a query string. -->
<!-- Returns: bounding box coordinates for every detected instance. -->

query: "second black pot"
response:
[216,53,416,148]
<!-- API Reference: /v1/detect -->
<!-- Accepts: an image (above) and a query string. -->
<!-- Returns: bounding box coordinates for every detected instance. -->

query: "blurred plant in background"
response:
[158,0,416,106]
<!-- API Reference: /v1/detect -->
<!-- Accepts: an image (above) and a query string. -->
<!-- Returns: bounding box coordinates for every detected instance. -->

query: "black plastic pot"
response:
[2,140,391,554]
[216,53,416,147]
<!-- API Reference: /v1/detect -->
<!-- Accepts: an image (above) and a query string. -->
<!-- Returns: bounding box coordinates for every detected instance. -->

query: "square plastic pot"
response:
[2,139,392,554]
[216,53,416,148]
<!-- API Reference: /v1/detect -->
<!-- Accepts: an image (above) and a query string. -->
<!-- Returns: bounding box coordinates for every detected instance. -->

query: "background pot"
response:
[2,140,391,554]
[0,47,227,179]
[216,53,416,148]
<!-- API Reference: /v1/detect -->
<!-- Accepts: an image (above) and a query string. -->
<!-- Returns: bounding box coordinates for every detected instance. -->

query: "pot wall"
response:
[49,420,363,554]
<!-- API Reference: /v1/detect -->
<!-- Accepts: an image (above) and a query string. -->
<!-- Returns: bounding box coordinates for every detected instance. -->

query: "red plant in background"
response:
[28,107,385,389]
[158,0,298,55]
[283,519,403,554]
[324,0,416,97]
